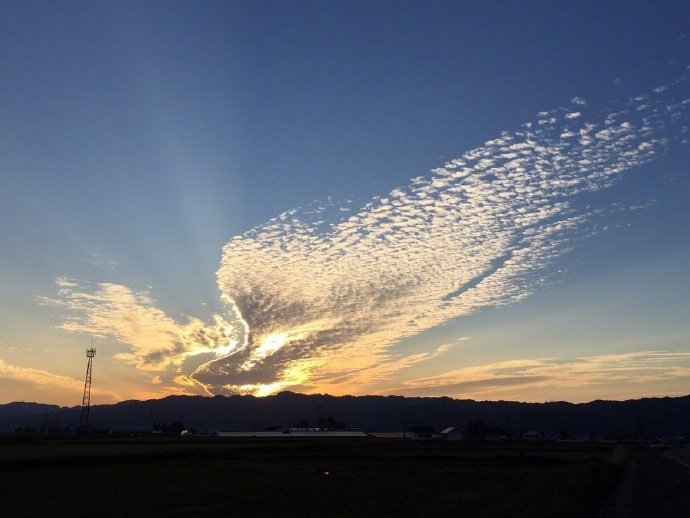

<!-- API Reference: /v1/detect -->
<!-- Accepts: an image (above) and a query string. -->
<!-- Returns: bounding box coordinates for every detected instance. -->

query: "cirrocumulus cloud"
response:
[46,75,690,397]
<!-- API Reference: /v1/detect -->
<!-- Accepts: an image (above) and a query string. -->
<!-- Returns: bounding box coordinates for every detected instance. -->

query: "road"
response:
[601,447,690,517]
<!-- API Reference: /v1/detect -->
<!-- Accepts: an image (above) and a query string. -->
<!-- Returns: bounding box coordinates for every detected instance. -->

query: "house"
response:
[441,427,463,441]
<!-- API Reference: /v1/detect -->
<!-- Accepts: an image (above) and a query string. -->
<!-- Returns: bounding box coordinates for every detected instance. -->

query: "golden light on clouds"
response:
[0,357,121,403]
[40,77,690,400]
[40,280,239,373]
[387,351,690,402]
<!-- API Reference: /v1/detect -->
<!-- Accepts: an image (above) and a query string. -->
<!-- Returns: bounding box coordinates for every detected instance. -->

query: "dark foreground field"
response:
[0,438,628,516]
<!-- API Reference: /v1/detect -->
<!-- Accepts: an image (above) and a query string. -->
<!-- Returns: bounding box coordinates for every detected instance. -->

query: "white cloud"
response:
[41,280,244,375]
[48,77,689,398]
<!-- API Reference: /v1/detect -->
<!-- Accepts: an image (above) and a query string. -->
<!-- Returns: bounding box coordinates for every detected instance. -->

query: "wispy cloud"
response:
[0,343,21,354]
[389,351,690,401]
[45,76,689,397]
[40,278,243,375]
[0,357,121,402]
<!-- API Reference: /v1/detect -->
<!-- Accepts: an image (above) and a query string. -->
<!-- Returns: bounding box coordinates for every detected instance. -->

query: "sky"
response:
[1,0,690,406]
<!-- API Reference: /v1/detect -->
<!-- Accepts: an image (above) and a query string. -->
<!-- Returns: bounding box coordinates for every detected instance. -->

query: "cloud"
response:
[390,351,690,401]
[40,279,244,375]
[203,78,687,394]
[47,77,689,397]
[0,356,121,402]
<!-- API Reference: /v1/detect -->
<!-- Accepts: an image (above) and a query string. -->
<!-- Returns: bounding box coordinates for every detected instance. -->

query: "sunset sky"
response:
[2,1,690,406]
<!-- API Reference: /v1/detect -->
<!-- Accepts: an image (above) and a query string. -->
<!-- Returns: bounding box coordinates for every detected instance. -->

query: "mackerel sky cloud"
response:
[47,77,689,397]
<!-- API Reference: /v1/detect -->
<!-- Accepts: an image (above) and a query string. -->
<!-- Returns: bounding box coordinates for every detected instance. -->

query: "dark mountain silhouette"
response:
[0,402,60,418]
[2,392,689,439]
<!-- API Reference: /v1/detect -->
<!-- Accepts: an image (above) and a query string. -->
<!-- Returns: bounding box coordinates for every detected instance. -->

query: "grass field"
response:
[0,438,627,516]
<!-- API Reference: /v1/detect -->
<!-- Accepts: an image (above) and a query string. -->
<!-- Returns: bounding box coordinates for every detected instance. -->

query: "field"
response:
[0,437,627,516]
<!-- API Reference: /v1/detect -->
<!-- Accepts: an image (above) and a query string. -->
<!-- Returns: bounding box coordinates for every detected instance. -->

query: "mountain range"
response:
[2,392,689,439]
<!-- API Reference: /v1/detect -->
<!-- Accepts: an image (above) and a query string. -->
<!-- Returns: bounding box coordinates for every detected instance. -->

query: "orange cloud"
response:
[0,356,121,403]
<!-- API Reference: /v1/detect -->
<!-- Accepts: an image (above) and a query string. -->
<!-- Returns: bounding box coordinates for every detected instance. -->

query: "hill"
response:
[2,392,689,439]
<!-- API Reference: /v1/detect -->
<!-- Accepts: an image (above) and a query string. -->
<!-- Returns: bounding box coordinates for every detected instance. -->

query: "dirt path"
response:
[632,449,690,517]
[664,448,690,469]
[600,448,690,518]
[599,455,635,517]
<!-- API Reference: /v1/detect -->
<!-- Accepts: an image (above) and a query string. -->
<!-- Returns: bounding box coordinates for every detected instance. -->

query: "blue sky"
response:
[1,1,689,405]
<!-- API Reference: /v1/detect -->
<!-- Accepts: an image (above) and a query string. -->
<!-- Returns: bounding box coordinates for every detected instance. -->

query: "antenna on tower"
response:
[79,343,96,431]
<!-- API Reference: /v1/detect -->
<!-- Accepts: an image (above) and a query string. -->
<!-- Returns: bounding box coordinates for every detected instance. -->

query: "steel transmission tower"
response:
[79,348,96,430]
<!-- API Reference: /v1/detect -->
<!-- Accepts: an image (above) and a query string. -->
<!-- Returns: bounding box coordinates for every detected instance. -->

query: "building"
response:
[408,426,434,440]
[441,427,464,441]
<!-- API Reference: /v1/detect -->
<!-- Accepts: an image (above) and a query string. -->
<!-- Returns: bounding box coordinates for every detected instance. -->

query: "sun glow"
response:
[223,357,325,397]
[211,340,239,357]
[240,333,288,371]
[239,318,341,372]
[258,333,288,358]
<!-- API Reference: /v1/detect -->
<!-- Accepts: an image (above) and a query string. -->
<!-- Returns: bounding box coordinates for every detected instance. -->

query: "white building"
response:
[441,427,464,441]
[408,426,434,440]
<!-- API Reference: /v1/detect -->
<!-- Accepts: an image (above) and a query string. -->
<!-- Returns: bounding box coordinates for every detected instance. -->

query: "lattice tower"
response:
[79,348,96,429]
